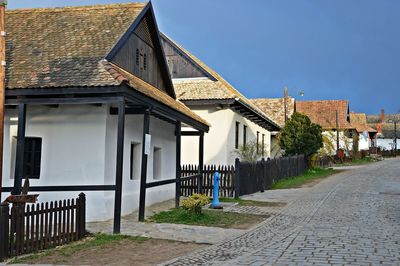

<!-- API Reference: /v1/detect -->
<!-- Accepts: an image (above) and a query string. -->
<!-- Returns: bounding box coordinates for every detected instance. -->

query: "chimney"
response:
[381,109,385,123]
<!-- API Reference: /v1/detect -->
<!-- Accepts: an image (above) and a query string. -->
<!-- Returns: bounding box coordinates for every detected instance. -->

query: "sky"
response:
[8,0,400,114]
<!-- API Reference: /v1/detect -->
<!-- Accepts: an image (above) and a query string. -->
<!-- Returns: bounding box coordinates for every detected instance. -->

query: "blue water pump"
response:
[211,172,223,209]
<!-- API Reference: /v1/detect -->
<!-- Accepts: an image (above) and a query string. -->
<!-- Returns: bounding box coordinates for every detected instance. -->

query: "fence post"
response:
[234,158,240,199]
[77,193,86,239]
[0,201,10,261]
[260,158,265,192]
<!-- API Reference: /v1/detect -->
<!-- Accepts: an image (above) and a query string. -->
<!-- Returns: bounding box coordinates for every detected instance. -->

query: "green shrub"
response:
[181,193,210,214]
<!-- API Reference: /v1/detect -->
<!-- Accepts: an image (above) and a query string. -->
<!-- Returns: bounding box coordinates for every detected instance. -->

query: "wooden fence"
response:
[235,155,307,197]
[0,193,86,261]
[180,155,307,198]
[180,165,235,197]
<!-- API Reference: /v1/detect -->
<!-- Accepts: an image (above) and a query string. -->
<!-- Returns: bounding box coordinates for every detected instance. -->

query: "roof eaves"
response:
[235,98,281,131]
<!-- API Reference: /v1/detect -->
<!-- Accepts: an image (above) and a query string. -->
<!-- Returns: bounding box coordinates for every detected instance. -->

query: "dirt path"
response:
[11,239,206,265]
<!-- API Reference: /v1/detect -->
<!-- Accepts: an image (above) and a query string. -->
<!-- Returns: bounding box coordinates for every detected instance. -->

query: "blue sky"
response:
[8,0,400,114]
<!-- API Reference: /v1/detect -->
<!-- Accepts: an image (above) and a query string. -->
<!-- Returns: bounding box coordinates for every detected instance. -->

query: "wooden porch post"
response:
[0,1,6,199]
[113,99,125,234]
[197,132,204,194]
[138,109,150,221]
[175,122,181,208]
[12,103,26,195]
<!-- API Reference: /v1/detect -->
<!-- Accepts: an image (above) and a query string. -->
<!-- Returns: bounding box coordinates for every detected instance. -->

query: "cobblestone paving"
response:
[165,159,400,265]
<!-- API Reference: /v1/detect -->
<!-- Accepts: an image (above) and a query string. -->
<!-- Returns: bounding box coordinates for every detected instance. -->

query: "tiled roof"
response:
[174,78,236,100]
[350,112,377,133]
[250,97,295,127]
[5,3,209,129]
[6,3,146,89]
[102,61,210,127]
[367,114,400,138]
[296,100,353,130]
[161,33,280,130]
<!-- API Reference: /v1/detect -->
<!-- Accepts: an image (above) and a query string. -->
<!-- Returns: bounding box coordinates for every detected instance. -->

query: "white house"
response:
[0,3,209,233]
[349,112,377,151]
[160,34,280,166]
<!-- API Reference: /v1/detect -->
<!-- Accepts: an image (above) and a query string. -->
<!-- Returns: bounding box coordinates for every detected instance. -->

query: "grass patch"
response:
[8,233,148,264]
[271,168,339,189]
[219,197,286,207]
[147,208,265,229]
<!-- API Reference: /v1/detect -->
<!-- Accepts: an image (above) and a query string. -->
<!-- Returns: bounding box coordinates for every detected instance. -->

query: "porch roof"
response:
[102,61,210,126]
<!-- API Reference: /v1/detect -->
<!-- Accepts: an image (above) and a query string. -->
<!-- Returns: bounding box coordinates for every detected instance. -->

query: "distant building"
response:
[250,97,295,157]
[367,110,399,150]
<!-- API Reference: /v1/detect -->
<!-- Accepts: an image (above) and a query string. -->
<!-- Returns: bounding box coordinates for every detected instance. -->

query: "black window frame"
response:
[23,137,42,179]
[262,134,265,157]
[235,122,240,149]
[257,131,260,154]
[243,125,247,147]
[130,143,134,180]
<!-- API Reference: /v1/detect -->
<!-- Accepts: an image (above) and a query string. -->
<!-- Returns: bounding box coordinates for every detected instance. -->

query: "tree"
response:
[279,112,323,157]
[232,140,266,162]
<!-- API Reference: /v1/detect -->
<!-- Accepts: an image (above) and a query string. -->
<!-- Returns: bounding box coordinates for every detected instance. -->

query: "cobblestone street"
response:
[165,158,400,265]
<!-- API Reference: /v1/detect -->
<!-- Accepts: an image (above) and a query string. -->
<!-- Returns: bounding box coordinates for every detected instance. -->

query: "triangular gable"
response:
[105,2,175,99]
[160,33,215,80]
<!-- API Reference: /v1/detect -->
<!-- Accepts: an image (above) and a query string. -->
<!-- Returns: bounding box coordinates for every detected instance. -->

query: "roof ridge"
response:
[7,2,146,13]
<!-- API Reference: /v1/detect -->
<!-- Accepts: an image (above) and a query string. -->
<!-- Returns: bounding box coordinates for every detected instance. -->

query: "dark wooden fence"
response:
[180,165,235,197]
[180,155,307,198]
[235,155,307,197]
[0,193,86,261]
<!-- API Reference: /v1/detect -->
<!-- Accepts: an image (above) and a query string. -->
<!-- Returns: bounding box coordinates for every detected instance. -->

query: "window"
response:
[243,125,247,147]
[153,147,162,180]
[235,122,240,149]
[23,137,42,179]
[130,142,141,180]
[257,131,260,154]
[262,134,265,157]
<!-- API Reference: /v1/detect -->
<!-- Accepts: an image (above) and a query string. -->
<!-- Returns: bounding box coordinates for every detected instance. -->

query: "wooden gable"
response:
[160,34,211,79]
[106,3,175,98]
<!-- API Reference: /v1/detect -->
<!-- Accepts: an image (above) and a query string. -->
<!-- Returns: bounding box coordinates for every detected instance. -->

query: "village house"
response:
[160,33,280,165]
[296,100,354,155]
[349,112,377,151]
[250,97,295,157]
[367,110,399,151]
[0,3,210,232]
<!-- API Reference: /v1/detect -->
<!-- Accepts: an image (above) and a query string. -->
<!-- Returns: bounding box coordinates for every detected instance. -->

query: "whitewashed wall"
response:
[1,104,176,222]
[358,133,370,151]
[322,131,354,155]
[377,138,400,150]
[181,106,271,166]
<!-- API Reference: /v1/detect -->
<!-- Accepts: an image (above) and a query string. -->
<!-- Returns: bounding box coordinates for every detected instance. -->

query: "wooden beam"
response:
[12,103,26,195]
[198,132,204,194]
[181,131,202,136]
[0,2,4,199]
[110,106,147,115]
[175,122,181,208]
[7,96,124,106]
[113,99,125,234]
[1,185,116,192]
[138,109,151,221]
